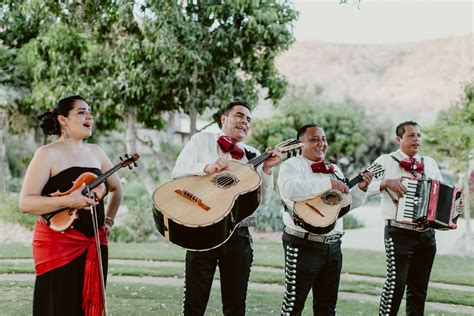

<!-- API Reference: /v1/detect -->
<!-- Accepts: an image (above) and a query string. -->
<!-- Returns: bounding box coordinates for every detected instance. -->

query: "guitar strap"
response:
[239,147,258,227]
[244,148,257,161]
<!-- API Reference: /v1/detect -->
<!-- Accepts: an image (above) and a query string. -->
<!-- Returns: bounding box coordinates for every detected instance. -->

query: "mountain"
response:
[257,35,473,125]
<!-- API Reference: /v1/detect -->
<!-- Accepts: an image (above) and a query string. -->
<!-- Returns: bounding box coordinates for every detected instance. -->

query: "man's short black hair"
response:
[296,123,322,140]
[222,101,251,116]
[395,121,419,137]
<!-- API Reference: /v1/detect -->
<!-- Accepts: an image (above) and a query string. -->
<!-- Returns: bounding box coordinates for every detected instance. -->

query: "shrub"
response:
[0,194,36,230]
[255,193,284,232]
[343,213,364,229]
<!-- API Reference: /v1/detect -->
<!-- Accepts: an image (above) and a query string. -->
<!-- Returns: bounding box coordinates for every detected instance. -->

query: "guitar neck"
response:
[81,163,122,194]
[248,151,272,168]
[346,174,364,189]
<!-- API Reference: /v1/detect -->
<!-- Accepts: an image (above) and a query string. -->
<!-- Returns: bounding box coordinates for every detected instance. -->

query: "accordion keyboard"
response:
[396,179,421,223]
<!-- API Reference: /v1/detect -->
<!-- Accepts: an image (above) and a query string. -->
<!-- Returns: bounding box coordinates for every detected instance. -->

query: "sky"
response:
[293,0,473,43]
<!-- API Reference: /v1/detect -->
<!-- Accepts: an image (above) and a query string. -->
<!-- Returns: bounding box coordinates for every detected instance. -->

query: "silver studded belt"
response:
[284,226,343,244]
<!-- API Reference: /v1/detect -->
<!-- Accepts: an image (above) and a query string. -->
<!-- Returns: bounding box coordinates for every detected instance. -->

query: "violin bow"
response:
[86,187,108,315]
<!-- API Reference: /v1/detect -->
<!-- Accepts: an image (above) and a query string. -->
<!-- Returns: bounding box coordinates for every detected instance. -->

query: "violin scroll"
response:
[120,153,140,170]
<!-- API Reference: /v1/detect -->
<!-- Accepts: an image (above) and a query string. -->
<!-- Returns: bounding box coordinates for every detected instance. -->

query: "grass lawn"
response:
[0,281,467,316]
[0,241,472,314]
[2,241,471,286]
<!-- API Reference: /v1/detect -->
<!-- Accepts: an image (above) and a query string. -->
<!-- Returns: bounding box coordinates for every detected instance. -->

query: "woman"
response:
[19,95,122,316]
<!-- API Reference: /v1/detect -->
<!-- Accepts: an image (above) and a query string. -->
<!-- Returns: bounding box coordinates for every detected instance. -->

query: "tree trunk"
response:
[0,108,7,194]
[124,108,157,196]
[189,103,198,137]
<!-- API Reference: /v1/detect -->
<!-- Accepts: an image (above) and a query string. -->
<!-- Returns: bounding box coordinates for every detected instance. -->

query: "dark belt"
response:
[284,226,343,244]
[385,219,431,232]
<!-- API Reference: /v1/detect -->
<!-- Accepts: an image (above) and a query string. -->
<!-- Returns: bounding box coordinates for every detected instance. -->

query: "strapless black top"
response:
[41,166,108,238]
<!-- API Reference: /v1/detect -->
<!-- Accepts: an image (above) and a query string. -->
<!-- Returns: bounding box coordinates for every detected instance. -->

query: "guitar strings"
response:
[195,142,300,201]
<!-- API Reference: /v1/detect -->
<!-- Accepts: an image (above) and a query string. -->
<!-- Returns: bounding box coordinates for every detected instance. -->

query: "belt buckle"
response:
[415,225,429,232]
[324,235,340,244]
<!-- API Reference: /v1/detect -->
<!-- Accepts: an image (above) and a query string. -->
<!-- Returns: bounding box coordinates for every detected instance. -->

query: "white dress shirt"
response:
[173,131,274,205]
[367,149,442,219]
[278,155,368,236]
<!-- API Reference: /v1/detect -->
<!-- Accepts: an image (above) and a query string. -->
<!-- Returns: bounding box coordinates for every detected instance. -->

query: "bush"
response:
[109,180,157,243]
[0,194,37,230]
[344,213,364,229]
[255,193,284,232]
[108,225,136,243]
[7,177,23,193]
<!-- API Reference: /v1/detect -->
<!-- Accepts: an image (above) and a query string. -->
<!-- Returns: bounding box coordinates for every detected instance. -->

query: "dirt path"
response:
[3,258,473,293]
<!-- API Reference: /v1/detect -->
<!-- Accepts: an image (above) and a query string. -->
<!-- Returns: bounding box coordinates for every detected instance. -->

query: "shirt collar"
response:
[219,131,244,146]
[396,149,421,160]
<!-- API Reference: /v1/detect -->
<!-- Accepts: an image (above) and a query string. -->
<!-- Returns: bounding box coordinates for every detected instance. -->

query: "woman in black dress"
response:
[19,95,122,316]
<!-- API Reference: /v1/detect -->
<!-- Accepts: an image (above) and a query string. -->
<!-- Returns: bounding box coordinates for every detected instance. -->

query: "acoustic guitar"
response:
[42,153,140,232]
[152,139,302,251]
[293,162,384,234]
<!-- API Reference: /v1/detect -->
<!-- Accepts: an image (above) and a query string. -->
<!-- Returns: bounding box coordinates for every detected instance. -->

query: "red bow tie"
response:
[217,136,244,160]
[311,160,334,174]
[399,158,424,174]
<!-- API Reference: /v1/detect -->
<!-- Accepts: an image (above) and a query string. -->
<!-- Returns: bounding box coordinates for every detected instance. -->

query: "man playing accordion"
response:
[367,121,442,316]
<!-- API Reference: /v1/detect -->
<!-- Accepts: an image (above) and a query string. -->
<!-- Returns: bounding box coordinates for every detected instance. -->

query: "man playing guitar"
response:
[173,101,281,315]
[278,124,373,315]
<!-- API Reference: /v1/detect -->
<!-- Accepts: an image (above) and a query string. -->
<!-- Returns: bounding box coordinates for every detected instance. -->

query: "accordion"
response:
[396,179,463,230]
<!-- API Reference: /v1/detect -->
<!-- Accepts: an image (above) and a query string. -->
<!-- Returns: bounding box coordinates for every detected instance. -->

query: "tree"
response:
[249,90,397,176]
[1,1,298,194]
[424,82,474,251]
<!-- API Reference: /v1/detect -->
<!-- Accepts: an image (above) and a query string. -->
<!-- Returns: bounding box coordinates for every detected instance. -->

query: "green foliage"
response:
[0,194,37,229]
[249,90,397,174]
[5,135,35,178]
[343,213,363,229]
[424,82,474,178]
[1,1,298,133]
[109,180,156,243]
[255,193,284,232]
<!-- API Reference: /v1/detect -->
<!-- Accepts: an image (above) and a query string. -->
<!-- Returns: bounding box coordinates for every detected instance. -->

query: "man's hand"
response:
[358,172,374,191]
[204,158,230,174]
[262,148,282,175]
[330,179,349,194]
[381,178,407,198]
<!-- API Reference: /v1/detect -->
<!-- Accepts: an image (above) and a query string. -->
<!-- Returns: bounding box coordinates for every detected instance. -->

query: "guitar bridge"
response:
[175,189,210,211]
[305,203,325,217]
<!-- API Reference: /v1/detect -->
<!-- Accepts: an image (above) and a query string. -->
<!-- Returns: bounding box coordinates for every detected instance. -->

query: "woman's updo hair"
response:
[37,95,86,135]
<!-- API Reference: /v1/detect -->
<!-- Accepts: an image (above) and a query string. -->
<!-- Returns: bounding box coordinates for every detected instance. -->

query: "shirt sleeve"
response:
[426,157,443,181]
[172,134,210,178]
[259,170,274,205]
[278,160,332,202]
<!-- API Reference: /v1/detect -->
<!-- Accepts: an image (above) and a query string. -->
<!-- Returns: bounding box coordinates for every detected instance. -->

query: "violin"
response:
[42,153,140,232]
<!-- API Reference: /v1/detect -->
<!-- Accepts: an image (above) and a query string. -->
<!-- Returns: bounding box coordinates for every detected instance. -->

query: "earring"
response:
[63,127,69,140]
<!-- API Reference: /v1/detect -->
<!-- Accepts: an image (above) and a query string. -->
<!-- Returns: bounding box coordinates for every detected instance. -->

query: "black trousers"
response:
[183,227,253,316]
[281,232,343,316]
[379,226,436,316]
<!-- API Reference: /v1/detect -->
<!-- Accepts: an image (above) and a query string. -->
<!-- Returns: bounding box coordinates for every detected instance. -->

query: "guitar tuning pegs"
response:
[128,165,132,170]
[125,153,129,159]
[133,162,138,167]
[119,156,123,162]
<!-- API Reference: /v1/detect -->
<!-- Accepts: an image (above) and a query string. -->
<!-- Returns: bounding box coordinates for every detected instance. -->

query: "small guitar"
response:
[42,153,140,232]
[293,162,384,234]
[152,139,302,251]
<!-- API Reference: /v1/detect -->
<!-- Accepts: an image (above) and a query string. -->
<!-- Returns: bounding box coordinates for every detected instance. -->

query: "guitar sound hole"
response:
[322,190,342,206]
[211,173,240,189]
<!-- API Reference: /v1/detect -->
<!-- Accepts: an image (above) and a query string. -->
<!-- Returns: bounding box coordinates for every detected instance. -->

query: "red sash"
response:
[33,219,108,316]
